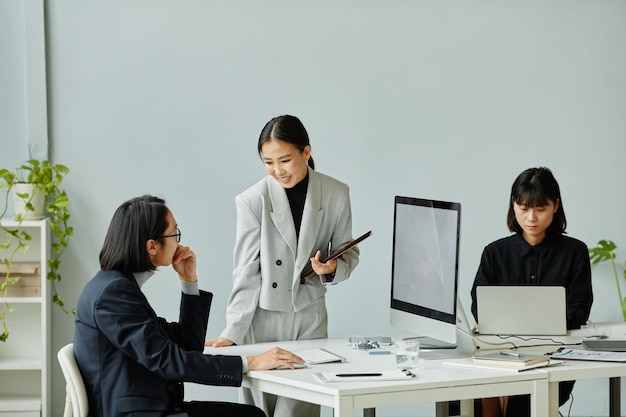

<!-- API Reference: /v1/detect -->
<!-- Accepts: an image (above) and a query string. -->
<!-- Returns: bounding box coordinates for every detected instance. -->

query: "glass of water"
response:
[395,340,420,370]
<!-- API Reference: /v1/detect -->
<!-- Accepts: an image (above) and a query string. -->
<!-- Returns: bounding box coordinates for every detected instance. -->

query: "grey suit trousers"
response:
[241,297,328,417]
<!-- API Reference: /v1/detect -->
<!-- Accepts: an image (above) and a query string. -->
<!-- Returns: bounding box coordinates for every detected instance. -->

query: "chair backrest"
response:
[57,343,89,417]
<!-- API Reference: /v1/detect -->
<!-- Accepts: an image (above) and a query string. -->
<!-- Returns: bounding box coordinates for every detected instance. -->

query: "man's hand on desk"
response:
[205,337,235,347]
[248,347,305,371]
[204,338,305,370]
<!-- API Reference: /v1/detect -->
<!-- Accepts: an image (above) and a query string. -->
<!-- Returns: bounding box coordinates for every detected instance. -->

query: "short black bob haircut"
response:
[99,195,170,274]
[258,114,315,170]
[506,167,567,235]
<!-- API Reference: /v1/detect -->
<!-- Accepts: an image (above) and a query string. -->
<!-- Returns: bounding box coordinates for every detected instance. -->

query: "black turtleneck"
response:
[285,174,309,238]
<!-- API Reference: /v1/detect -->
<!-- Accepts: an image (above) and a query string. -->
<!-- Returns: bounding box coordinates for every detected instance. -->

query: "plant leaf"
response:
[589,240,617,264]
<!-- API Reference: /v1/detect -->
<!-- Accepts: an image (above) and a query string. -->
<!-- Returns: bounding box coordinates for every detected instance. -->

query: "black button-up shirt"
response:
[471,233,593,330]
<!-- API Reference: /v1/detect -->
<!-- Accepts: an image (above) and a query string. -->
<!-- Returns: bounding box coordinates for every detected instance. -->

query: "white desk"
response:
[474,334,626,417]
[205,337,550,417]
[542,359,625,417]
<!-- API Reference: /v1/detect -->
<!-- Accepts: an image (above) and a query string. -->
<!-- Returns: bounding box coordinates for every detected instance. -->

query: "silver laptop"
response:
[476,286,567,336]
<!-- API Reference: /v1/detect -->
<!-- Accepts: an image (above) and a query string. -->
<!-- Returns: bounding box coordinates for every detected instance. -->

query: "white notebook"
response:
[443,357,558,373]
[314,370,414,382]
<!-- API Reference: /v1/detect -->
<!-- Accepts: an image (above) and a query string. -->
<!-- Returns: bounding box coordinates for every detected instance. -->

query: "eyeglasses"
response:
[160,227,181,243]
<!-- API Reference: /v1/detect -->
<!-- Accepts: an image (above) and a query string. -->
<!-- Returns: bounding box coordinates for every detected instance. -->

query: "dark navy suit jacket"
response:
[74,270,243,417]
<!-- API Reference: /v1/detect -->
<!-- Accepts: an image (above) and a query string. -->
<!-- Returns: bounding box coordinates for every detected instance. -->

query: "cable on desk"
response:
[469,332,582,351]
[493,334,578,346]
[459,327,517,350]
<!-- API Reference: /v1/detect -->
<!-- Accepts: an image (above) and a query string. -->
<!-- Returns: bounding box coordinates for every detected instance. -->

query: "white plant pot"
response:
[13,183,45,220]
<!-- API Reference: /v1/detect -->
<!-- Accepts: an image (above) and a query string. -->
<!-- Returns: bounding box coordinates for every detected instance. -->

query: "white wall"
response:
[3,1,626,416]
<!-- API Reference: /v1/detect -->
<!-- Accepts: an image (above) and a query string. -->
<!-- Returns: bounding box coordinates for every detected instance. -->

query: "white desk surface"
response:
[475,331,626,417]
[475,332,626,381]
[204,337,550,417]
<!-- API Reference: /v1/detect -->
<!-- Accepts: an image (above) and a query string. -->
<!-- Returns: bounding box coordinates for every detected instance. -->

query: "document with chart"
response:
[551,348,626,362]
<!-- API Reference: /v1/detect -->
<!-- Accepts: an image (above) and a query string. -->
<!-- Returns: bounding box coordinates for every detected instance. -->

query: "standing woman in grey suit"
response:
[207,114,360,417]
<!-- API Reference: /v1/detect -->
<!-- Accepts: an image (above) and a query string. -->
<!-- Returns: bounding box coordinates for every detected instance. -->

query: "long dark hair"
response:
[506,167,566,235]
[99,195,169,273]
[257,115,315,170]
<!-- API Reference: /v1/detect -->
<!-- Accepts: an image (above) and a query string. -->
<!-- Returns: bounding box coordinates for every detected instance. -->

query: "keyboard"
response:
[296,348,345,364]
[273,348,345,370]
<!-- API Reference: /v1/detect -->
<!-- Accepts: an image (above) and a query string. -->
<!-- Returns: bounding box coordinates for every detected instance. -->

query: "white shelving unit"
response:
[0,218,50,417]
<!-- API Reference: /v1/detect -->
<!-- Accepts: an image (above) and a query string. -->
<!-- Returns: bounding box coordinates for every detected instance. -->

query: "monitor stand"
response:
[418,299,478,359]
[405,336,457,349]
[418,328,476,360]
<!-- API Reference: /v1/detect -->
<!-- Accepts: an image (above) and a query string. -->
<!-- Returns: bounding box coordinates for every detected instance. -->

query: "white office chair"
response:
[57,343,89,417]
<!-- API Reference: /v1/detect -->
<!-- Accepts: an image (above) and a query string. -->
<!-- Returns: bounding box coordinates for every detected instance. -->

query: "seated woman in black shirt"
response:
[470,167,593,417]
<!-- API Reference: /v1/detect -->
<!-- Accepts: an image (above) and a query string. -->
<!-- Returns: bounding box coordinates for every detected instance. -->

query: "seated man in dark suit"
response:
[74,195,304,417]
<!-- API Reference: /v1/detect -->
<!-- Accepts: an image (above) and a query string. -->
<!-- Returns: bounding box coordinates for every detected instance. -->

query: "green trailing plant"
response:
[0,159,74,342]
[589,240,626,321]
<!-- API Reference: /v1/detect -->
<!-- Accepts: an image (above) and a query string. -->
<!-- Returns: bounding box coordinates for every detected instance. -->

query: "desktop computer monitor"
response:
[390,196,461,348]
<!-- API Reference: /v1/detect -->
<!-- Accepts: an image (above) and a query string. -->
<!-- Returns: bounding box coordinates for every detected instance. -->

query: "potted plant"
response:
[589,240,626,321]
[0,159,74,342]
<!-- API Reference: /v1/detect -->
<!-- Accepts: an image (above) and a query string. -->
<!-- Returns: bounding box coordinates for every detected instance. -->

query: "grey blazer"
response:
[221,168,359,344]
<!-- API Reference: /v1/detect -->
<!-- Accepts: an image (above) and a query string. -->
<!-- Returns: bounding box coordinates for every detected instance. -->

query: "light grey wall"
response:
[3,1,626,416]
[0,1,29,168]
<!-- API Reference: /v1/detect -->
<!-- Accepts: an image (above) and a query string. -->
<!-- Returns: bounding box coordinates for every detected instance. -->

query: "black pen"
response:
[335,373,382,377]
